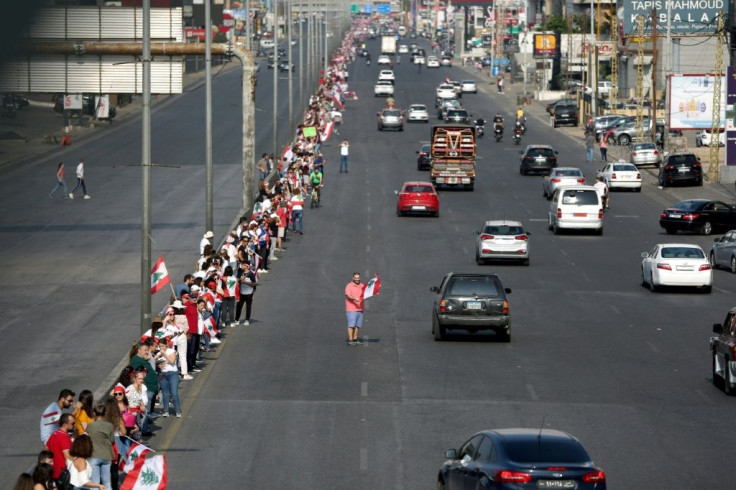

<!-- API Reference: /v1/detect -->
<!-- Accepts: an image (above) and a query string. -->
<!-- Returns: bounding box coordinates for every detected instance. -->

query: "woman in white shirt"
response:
[158,339,182,417]
[68,434,106,489]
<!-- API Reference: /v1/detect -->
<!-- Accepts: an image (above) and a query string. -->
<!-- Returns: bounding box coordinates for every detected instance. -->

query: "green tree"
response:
[542,15,568,33]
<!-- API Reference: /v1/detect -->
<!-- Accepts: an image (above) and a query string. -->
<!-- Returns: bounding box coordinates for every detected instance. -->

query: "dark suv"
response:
[553,104,578,127]
[430,272,512,342]
[519,145,558,175]
[657,153,702,187]
[445,109,471,124]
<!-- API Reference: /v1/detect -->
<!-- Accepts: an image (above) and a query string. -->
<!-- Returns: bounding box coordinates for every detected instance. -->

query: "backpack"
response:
[56,467,74,490]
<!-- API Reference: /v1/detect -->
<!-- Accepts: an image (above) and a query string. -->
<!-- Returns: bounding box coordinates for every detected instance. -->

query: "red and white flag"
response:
[119,440,153,473]
[150,256,170,294]
[121,454,167,490]
[332,93,344,110]
[203,316,219,338]
[363,274,381,299]
[320,120,335,142]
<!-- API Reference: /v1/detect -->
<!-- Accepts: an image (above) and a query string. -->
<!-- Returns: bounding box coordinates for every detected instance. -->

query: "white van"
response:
[260,38,275,49]
[548,185,603,235]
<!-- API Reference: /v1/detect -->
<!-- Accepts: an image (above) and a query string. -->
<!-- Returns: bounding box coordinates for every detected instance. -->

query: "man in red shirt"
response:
[344,272,365,346]
[47,413,75,479]
[184,292,201,373]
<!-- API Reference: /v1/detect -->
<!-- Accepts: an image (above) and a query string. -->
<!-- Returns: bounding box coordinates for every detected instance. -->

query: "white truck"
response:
[381,36,396,54]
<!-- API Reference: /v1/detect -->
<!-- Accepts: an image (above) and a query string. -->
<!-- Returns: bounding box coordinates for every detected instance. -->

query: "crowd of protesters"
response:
[18,24,362,490]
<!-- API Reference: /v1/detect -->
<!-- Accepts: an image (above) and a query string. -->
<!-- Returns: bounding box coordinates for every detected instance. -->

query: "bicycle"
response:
[310,184,322,208]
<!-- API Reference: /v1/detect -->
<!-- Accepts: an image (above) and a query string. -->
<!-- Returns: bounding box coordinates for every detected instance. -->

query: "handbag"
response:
[56,467,74,490]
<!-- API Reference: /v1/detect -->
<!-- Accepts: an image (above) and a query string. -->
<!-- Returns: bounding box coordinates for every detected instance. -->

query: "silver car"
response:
[461,80,477,93]
[377,108,403,131]
[475,220,530,265]
[629,142,661,167]
[542,167,586,199]
[710,230,736,273]
[407,104,429,123]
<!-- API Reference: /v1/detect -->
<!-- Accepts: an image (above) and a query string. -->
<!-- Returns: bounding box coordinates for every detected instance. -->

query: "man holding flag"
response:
[344,272,381,346]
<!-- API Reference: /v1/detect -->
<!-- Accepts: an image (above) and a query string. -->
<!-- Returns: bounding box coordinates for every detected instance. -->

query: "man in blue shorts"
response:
[345,272,364,345]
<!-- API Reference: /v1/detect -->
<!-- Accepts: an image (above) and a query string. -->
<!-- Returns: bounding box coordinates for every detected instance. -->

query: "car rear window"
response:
[528,149,555,158]
[484,225,524,235]
[384,110,400,117]
[405,185,433,193]
[613,164,636,171]
[447,277,499,297]
[503,439,591,464]
[668,154,698,165]
[634,143,656,150]
[660,247,705,259]
[556,169,582,177]
[561,189,599,205]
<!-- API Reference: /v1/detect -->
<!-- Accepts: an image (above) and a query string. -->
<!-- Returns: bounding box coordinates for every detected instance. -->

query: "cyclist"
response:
[594,176,610,210]
[309,167,323,207]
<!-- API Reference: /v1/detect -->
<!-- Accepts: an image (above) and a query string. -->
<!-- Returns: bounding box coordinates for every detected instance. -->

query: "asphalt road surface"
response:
[2,36,736,488]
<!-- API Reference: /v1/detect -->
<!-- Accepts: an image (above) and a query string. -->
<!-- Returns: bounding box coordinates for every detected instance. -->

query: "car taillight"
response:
[699,264,712,271]
[576,178,585,183]
[598,210,603,218]
[514,235,528,241]
[610,173,617,180]
[631,151,637,156]
[480,234,494,240]
[502,300,509,314]
[551,178,561,183]
[496,470,531,483]
[660,211,668,219]
[557,208,562,218]
[636,173,641,179]
[682,213,700,221]
[657,263,672,270]
[654,150,659,155]
[582,471,606,483]
[665,164,674,170]
[439,300,447,313]
[694,163,702,168]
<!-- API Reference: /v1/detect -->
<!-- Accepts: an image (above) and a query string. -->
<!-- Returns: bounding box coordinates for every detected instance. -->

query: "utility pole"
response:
[140,0,151,335]
[287,0,293,133]
[590,0,597,118]
[663,0,672,152]
[272,0,279,159]
[651,8,658,143]
[205,0,214,233]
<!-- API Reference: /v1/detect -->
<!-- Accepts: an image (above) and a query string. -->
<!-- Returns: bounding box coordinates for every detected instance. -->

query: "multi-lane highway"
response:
[2,34,736,488]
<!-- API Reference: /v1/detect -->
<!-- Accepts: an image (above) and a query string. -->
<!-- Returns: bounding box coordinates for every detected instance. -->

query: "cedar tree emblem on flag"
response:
[363,274,381,299]
[150,256,170,295]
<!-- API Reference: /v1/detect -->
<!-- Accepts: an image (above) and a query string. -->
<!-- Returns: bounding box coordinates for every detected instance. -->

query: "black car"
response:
[445,109,471,124]
[416,143,431,170]
[545,98,578,116]
[659,199,736,235]
[519,145,558,175]
[438,429,607,490]
[657,152,702,187]
[553,104,578,127]
[430,272,512,341]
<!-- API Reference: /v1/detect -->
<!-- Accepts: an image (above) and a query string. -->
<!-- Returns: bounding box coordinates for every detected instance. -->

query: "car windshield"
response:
[660,247,705,259]
[556,169,582,177]
[561,190,598,205]
[503,439,591,464]
[404,185,433,193]
[613,164,636,171]
[528,148,555,158]
[484,225,524,235]
[447,277,500,297]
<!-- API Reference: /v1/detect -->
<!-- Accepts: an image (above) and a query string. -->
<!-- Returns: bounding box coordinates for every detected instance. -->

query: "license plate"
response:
[538,480,575,489]
[669,213,682,218]
[560,114,569,118]
[573,213,587,217]
[676,266,694,271]
[678,167,690,173]
[448,177,458,184]
[466,301,482,310]
[411,205,426,211]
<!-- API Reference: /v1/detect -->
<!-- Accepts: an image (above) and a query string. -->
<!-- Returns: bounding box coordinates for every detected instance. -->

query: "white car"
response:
[377,55,392,65]
[414,54,426,64]
[426,55,440,68]
[461,80,477,93]
[374,80,394,97]
[695,128,726,147]
[378,70,395,82]
[548,185,603,235]
[597,161,642,191]
[436,84,456,99]
[641,243,712,293]
[542,167,586,199]
[398,44,409,54]
[475,220,530,266]
[407,104,429,123]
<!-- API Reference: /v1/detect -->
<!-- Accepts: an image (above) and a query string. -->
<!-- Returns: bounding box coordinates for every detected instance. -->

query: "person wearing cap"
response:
[200,231,214,255]
[236,262,257,325]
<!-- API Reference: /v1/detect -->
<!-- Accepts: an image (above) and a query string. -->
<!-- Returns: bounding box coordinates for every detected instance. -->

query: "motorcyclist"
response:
[516,106,524,120]
[366,52,371,65]
[514,120,523,134]
[385,96,396,109]
[475,117,485,128]
[493,113,504,134]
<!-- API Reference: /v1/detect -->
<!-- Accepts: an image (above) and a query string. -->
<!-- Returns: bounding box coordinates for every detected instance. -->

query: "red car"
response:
[395,181,440,217]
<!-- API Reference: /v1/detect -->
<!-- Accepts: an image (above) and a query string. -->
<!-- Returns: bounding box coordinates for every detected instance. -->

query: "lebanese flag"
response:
[320,120,335,142]
[119,440,153,473]
[252,253,262,280]
[203,316,219,338]
[121,454,167,490]
[363,274,381,299]
[150,256,170,294]
[282,144,293,162]
[332,93,344,110]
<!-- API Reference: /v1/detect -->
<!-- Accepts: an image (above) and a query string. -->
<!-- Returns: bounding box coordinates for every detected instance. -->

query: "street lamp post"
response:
[273,0,279,159]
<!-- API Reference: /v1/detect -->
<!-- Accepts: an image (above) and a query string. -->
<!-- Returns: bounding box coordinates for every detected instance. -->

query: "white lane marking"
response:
[461,246,468,255]
[694,389,712,404]
[361,382,368,397]
[613,215,640,218]
[366,245,371,253]
[609,305,620,315]
[646,341,660,354]
[453,224,460,232]
[367,206,371,212]
[526,384,539,401]
[714,286,731,294]
[367,223,371,231]
[528,218,547,222]
[580,271,591,282]
[360,448,368,471]
[560,249,568,256]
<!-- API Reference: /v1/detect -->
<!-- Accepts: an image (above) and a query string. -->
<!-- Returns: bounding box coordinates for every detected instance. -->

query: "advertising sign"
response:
[726,66,736,165]
[533,34,557,58]
[622,0,726,36]
[63,94,82,110]
[668,74,726,130]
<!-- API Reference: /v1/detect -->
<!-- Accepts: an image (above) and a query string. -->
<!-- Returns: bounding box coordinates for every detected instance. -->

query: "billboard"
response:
[668,74,726,130]
[533,34,557,57]
[622,0,727,36]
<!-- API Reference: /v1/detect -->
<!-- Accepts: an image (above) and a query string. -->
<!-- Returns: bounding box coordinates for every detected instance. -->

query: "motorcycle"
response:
[513,128,522,145]
[494,126,503,142]
[475,123,485,138]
